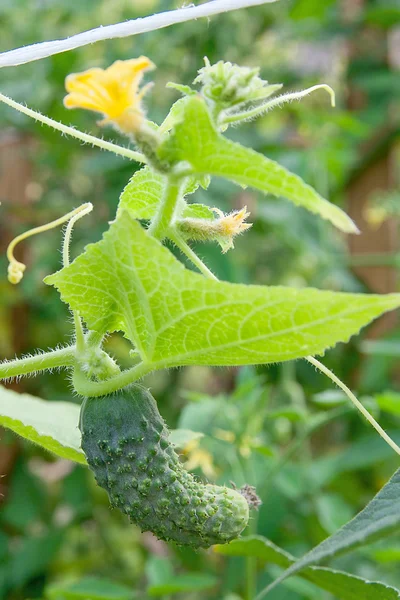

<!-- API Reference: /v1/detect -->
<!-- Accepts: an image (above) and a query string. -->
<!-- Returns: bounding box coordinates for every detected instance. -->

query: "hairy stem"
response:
[0,92,146,163]
[86,330,105,349]
[72,361,155,397]
[148,176,182,240]
[306,356,400,457]
[170,232,218,280]
[0,346,76,380]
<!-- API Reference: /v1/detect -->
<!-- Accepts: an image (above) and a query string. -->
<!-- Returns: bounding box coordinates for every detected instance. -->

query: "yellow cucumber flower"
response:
[182,440,217,479]
[64,57,155,134]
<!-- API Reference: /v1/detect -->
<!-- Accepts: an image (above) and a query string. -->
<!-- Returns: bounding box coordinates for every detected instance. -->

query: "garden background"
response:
[0,1,399,599]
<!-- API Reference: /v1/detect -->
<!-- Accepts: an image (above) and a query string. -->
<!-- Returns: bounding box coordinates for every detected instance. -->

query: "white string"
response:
[0,0,280,69]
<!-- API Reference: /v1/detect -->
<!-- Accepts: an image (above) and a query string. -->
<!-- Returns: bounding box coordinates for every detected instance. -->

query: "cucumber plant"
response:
[0,55,400,554]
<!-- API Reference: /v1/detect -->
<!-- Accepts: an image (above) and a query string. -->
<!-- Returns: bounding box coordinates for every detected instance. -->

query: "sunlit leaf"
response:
[158,95,358,233]
[46,214,400,368]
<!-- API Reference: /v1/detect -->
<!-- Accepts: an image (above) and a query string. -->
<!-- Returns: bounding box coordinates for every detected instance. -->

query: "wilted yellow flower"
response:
[64,57,155,134]
[212,206,252,240]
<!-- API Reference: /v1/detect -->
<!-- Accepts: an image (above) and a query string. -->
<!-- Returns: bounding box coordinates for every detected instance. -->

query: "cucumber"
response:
[79,385,249,548]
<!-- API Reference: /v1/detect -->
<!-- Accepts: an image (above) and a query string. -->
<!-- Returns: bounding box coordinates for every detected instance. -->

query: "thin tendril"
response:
[62,203,93,353]
[176,236,400,457]
[223,84,336,125]
[306,355,400,456]
[7,202,92,284]
[62,203,93,268]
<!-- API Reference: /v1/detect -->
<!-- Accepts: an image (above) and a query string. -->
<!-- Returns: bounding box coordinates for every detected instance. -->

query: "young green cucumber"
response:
[79,385,249,548]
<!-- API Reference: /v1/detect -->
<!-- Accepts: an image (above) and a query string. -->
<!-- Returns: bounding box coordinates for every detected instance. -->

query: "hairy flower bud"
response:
[194,57,281,111]
[177,206,252,252]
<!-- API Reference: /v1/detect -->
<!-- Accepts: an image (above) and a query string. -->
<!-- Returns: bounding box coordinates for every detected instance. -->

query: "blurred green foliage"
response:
[0,0,399,599]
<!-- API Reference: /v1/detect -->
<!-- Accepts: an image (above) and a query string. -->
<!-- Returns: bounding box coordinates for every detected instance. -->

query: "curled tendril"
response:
[6,202,93,285]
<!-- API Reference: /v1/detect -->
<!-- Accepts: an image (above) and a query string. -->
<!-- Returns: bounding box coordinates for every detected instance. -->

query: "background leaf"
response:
[169,428,204,447]
[259,469,400,595]
[215,536,400,599]
[46,576,134,600]
[147,573,218,596]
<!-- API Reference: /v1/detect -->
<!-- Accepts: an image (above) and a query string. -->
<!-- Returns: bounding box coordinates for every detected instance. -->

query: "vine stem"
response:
[306,356,400,457]
[72,361,156,397]
[170,232,218,280]
[148,177,182,240]
[0,92,146,163]
[0,346,76,380]
[0,0,281,68]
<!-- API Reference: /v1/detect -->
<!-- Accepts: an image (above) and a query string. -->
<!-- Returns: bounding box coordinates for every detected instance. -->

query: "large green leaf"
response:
[0,386,85,464]
[258,469,400,596]
[215,536,400,600]
[158,95,358,233]
[0,386,201,461]
[46,213,400,367]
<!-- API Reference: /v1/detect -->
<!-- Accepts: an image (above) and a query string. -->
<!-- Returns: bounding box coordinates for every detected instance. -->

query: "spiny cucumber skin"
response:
[79,386,249,548]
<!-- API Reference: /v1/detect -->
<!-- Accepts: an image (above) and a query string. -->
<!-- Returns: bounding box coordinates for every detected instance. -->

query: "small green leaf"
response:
[148,573,218,596]
[375,391,400,417]
[0,387,85,464]
[118,167,165,220]
[215,536,400,600]
[158,95,358,233]
[266,407,306,422]
[46,576,134,600]
[311,389,348,407]
[146,557,174,587]
[46,214,400,368]
[260,469,400,595]
[159,95,193,134]
[182,203,214,220]
[118,167,213,221]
